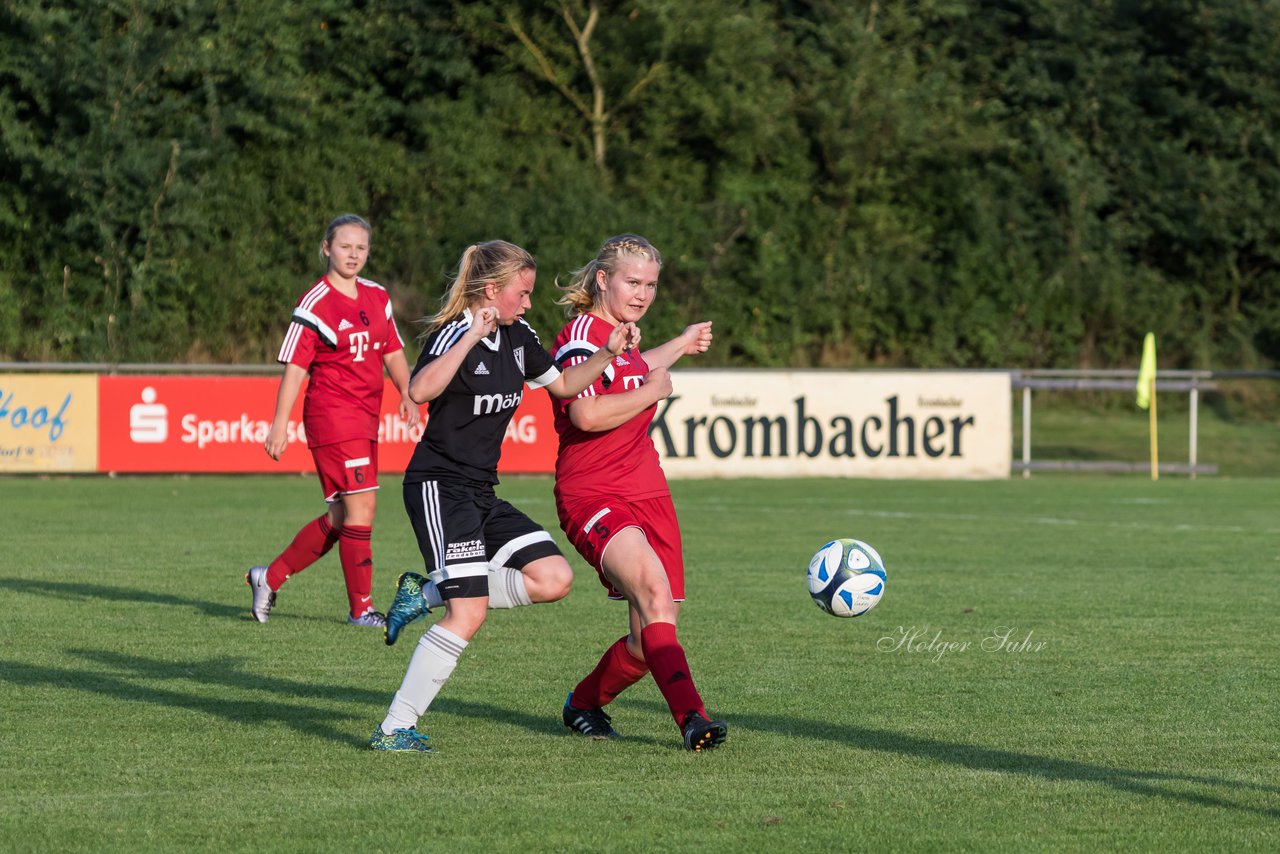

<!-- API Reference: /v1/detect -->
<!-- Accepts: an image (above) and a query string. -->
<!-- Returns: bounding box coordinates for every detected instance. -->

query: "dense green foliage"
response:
[2,1,1278,368]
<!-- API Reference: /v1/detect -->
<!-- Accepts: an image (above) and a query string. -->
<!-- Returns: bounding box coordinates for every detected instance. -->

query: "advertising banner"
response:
[651,371,1011,479]
[0,373,98,472]
[5,369,1010,478]
[97,375,556,475]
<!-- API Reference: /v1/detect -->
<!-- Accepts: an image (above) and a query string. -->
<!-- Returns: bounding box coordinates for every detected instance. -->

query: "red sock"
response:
[339,524,374,617]
[640,622,706,727]
[571,636,650,709]
[267,515,340,590]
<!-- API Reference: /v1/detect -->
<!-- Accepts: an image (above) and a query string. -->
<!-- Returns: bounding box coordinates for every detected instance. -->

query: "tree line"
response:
[2,0,1276,370]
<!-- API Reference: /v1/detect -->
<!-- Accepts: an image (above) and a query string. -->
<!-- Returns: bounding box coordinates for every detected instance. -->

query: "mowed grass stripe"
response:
[1,474,1276,851]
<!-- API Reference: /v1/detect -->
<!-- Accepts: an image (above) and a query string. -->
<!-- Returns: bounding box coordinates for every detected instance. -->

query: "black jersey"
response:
[405,309,560,484]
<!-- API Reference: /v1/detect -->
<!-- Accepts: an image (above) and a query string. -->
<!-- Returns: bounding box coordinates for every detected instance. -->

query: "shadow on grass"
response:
[0,576,245,620]
[0,655,364,747]
[0,647,617,749]
[628,699,1280,819]
[70,648,656,745]
[0,576,347,624]
[431,697,663,747]
[12,643,1271,820]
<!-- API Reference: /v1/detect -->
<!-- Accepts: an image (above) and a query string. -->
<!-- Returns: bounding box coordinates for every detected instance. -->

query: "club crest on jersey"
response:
[474,361,490,376]
[513,346,525,375]
[338,318,354,332]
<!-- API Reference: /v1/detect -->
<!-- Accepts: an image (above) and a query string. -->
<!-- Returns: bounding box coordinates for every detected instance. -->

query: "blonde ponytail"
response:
[421,240,536,335]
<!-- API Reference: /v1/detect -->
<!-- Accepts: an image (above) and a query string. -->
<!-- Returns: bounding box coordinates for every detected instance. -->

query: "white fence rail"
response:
[1010,369,1226,478]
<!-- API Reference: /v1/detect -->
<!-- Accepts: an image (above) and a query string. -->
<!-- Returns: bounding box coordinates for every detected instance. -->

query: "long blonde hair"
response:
[422,240,536,334]
[557,234,662,316]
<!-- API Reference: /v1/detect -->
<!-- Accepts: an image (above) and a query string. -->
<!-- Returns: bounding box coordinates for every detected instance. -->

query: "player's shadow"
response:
[430,697,663,747]
[630,700,1279,819]
[1,646,623,748]
[0,577,244,620]
[0,649,390,747]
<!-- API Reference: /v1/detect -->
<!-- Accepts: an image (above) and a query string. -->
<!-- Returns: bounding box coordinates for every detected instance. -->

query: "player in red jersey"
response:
[551,234,726,751]
[245,214,419,627]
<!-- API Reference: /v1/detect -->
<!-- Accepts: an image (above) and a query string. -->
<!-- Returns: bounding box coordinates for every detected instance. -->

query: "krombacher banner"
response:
[651,371,1011,479]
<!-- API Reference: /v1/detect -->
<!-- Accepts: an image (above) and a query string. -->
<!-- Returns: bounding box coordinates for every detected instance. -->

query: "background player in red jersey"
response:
[369,240,639,752]
[245,214,419,627]
[550,234,726,751]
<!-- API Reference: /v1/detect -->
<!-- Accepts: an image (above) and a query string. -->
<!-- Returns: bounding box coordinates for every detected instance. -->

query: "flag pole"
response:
[1136,332,1158,481]
[1148,371,1158,481]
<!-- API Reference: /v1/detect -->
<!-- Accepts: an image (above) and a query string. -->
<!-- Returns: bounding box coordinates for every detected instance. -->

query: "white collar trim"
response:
[464,307,502,351]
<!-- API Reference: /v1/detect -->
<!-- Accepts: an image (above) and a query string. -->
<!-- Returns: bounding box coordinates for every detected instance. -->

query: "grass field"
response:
[2,473,1278,852]
[1013,386,1280,478]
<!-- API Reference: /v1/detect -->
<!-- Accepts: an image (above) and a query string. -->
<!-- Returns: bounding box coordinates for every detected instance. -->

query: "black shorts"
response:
[402,478,562,601]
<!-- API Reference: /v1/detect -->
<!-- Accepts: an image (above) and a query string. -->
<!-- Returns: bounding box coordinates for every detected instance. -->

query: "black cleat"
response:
[681,711,727,752]
[562,693,620,739]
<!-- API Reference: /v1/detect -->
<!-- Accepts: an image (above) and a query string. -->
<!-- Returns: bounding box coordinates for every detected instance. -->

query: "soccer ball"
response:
[806,538,887,618]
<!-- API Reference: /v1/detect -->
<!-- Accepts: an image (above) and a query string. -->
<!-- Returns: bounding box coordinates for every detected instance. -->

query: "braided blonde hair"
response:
[421,240,536,335]
[557,234,662,317]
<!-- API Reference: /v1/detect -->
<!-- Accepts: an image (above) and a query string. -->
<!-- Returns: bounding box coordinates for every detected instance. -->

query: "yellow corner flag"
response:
[1136,332,1158,480]
[1136,333,1156,410]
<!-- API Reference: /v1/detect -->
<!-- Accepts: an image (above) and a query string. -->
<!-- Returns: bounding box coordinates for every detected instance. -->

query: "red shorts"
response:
[556,493,684,601]
[311,439,379,503]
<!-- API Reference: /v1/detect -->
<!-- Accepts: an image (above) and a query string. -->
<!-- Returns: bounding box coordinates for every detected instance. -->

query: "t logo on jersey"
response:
[513,346,525,376]
[349,330,371,362]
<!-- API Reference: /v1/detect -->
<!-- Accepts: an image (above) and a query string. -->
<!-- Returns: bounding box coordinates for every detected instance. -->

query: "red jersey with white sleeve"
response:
[551,313,670,502]
[277,275,405,448]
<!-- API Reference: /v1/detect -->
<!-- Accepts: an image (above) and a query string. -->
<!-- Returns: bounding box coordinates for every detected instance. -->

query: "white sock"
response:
[381,624,468,733]
[422,579,443,609]
[487,567,533,609]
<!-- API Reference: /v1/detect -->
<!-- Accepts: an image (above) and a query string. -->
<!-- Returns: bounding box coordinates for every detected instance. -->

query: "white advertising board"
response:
[652,371,1011,479]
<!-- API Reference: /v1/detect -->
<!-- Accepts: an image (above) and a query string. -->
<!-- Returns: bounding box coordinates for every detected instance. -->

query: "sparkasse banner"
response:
[651,371,1011,479]
[96,375,555,474]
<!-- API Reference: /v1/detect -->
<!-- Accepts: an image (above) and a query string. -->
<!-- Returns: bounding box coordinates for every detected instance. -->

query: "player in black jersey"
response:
[371,239,638,752]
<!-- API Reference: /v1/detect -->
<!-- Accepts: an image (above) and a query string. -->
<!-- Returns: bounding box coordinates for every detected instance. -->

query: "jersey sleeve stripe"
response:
[572,314,596,343]
[554,340,598,364]
[388,317,406,349]
[292,307,338,348]
[299,280,329,311]
[277,323,302,363]
[429,319,468,356]
[517,317,544,346]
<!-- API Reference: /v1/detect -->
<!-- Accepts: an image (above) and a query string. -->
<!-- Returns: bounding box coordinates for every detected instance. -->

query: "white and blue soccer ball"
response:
[806,538,887,618]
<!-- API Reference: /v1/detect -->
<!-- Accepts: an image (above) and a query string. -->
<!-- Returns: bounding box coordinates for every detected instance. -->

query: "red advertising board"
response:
[97,375,556,474]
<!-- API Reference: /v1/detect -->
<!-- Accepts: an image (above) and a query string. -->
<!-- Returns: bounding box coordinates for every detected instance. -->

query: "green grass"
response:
[2,474,1278,852]
[1013,392,1280,477]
